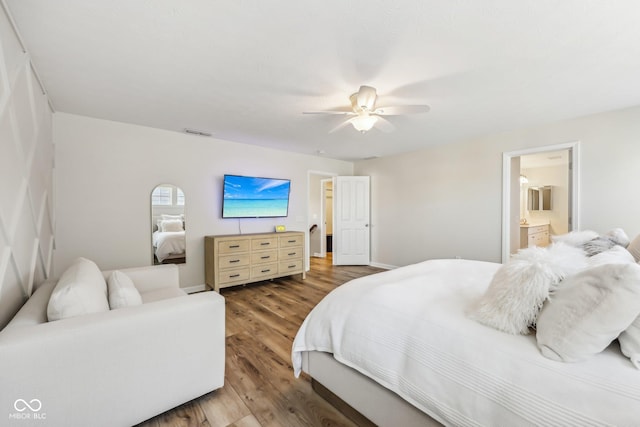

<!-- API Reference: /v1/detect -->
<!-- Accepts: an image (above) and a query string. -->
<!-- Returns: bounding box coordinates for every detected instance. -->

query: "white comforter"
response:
[292,259,640,427]
[153,230,185,262]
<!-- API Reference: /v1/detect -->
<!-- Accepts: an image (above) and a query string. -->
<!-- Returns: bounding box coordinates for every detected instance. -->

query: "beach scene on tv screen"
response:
[223,176,290,217]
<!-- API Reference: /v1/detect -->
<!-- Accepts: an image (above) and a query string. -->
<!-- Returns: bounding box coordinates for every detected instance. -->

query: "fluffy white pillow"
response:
[469,242,587,335]
[107,270,143,309]
[160,219,184,232]
[47,257,109,321]
[536,263,640,362]
[551,230,598,247]
[619,317,640,369]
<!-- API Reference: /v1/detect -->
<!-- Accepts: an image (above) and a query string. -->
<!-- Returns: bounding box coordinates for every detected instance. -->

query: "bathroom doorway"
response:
[502,142,580,262]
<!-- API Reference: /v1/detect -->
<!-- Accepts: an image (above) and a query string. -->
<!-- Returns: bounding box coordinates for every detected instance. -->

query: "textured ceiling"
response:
[6,0,640,160]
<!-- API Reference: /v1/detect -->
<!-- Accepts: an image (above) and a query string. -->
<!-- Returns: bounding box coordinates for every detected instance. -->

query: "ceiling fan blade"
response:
[373,116,395,133]
[329,117,357,134]
[302,110,354,115]
[373,105,430,115]
[356,85,377,112]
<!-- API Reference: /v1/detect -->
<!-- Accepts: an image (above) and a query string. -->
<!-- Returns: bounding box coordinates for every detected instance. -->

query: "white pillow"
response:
[107,270,142,309]
[160,219,184,232]
[551,230,598,247]
[619,316,640,369]
[468,242,587,335]
[161,214,184,221]
[47,257,109,321]
[587,245,635,267]
[627,234,640,262]
[536,263,640,362]
[604,228,630,247]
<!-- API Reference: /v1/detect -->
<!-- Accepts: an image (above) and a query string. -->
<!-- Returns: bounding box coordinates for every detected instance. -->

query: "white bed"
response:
[153,230,186,263]
[292,259,640,426]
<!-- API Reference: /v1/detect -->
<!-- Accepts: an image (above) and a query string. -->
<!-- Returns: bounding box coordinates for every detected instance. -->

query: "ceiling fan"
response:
[303,85,430,133]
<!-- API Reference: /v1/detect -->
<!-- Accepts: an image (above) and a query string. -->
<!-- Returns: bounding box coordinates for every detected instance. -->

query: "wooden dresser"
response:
[519,223,550,249]
[205,231,305,292]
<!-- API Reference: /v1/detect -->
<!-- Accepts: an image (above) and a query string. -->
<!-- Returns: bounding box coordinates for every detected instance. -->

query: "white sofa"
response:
[0,263,225,427]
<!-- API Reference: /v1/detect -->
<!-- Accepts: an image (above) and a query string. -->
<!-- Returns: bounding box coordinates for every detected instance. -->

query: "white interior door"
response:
[333,176,370,265]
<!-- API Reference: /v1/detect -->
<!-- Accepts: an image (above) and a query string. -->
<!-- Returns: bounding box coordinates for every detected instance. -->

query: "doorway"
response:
[502,142,580,262]
[308,172,336,270]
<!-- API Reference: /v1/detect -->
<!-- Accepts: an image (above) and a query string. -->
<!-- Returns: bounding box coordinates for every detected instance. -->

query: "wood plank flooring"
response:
[137,255,384,427]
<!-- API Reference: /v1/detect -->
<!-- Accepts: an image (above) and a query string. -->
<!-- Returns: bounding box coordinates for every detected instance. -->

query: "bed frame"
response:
[302,351,443,427]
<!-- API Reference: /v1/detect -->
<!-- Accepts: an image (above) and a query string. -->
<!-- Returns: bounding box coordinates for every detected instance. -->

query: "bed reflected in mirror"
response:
[151,184,186,265]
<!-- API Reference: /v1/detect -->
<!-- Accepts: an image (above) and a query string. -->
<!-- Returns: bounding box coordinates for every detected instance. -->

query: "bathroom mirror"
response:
[151,184,186,265]
[528,186,552,211]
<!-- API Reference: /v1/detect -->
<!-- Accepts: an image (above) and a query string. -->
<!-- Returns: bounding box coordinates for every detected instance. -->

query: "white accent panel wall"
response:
[356,106,640,268]
[53,113,353,288]
[0,7,54,329]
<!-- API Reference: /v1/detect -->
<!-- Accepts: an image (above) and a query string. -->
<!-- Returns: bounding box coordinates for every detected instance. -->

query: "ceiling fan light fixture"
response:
[351,113,378,133]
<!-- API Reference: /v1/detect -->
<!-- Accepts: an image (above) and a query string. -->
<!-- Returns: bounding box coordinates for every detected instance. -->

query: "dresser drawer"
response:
[280,235,303,247]
[279,247,303,260]
[251,263,278,279]
[532,231,549,247]
[218,267,250,285]
[218,239,250,254]
[251,237,278,251]
[251,249,278,264]
[279,260,303,274]
[528,225,548,235]
[219,254,250,269]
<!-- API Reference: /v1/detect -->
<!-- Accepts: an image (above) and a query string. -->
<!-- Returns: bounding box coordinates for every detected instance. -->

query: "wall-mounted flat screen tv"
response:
[222,174,291,218]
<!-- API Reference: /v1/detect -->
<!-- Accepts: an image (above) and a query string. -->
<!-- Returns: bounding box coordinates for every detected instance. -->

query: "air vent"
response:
[183,128,212,137]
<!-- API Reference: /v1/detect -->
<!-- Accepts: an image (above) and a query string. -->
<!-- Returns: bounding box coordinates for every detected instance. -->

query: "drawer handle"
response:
[288,265,296,269]
[261,256,270,259]
[229,245,240,249]
[288,252,296,256]
[288,240,296,243]
[229,259,240,263]
[260,242,270,246]
[261,269,271,273]
[230,274,240,278]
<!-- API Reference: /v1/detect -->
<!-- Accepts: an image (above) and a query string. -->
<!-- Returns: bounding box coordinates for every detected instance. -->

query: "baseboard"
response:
[183,284,207,294]
[369,261,396,270]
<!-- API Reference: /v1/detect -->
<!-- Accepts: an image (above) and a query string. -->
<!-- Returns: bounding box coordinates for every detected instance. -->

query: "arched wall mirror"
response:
[151,184,186,265]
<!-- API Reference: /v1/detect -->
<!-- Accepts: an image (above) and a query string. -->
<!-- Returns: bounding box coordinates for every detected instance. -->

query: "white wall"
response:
[0,8,54,328]
[356,106,640,268]
[53,113,353,288]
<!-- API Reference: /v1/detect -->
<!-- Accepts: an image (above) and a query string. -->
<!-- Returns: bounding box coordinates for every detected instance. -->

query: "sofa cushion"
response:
[107,270,143,309]
[47,257,110,321]
[141,287,187,303]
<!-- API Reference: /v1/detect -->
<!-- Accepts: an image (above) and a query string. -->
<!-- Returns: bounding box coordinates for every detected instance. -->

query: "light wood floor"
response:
[137,255,384,427]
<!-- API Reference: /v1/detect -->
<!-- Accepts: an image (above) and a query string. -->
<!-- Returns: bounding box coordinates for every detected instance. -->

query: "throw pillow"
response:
[582,229,630,256]
[469,242,587,335]
[551,230,598,247]
[47,257,110,321]
[107,270,143,309]
[627,234,640,262]
[587,245,635,268]
[619,316,640,369]
[160,219,184,232]
[536,263,640,362]
[161,214,184,221]
[604,228,630,247]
